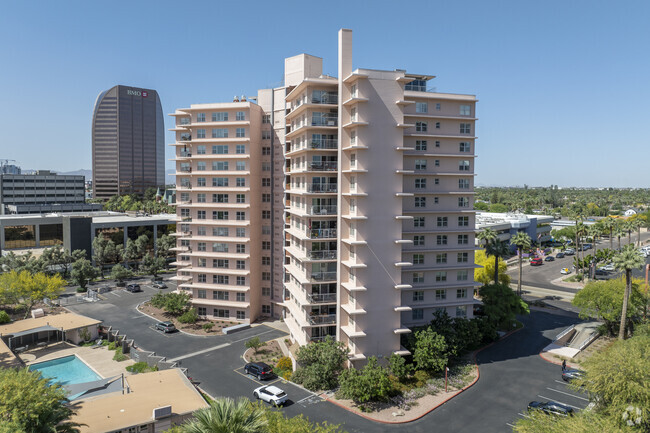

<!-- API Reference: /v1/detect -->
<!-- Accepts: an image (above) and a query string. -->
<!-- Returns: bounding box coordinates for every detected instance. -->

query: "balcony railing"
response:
[309,334,335,342]
[310,271,337,282]
[309,228,337,238]
[178,184,192,190]
[180,167,192,173]
[309,205,337,215]
[308,314,337,325]
[311,95,338,104]
[179,151,192,157]
[307,250,337,260]
[311,117,338,127]
[181,217,192,222]
[306,293,337,304]
[179,118,191,125]
[307,183,337,193]
[180,134,192,141]
[310,139,338,150]
[308,162,338,171]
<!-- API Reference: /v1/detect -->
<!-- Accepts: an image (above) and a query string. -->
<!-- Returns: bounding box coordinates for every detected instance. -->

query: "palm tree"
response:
[612,244,645,340]
[486,240,510,284]
[511,232,532,297]
[614,222,626,250]
[623,219,635,245]
[181,397,267,433]
[601,216,616,250]
[633,216,645,247]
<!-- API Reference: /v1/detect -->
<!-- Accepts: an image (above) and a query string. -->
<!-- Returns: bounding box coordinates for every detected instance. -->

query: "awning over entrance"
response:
[8,325,61,339]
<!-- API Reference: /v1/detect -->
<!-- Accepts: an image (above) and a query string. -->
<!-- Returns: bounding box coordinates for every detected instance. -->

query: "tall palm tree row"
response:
[510,232,532,297]
[601,216,616,251]
[612,244,645,340]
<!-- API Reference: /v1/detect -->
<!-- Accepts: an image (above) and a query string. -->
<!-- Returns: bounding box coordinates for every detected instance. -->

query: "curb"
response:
[539,350,578,369]
[135,302,217,338]
[323,325,525,424]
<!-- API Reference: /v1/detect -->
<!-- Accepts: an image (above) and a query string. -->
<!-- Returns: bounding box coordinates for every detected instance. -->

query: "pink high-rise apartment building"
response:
[172,30,478,362]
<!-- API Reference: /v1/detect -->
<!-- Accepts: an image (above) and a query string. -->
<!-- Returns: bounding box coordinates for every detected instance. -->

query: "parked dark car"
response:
[556,252,565,258]
[528,401,574,416]
[595,269,608,276]
[562,369,585,382]
[155,321,176,333]
[244,362,274,380]
[544,256,555,262]
[530,258,543,266]
[126,283,142,293]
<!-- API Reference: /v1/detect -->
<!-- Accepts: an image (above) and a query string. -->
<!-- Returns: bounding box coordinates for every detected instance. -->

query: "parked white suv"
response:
[253,385,288,406]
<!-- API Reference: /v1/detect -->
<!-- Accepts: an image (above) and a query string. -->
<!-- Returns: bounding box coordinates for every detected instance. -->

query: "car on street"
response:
[601,264,615,272]
[152,282,167,289]
[564,248,575,255]
[530,258,543,266]
[544,256,555,262]
[126,283,142,293]
[560,267,571,275]
[562,369,585,382]
[583,243,592,250]
[155,321,176,333]
[595,269,608,276]
[244,362,274,380]
[253,385,288,406]
[528,401,574,416]
[556,252,565,258]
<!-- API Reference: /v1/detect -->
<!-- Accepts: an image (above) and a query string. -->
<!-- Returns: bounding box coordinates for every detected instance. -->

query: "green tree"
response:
[413,328,448,372]
[388,353,412,381]
[245,336,263,354]
[613,245,646,339]
[141,253,166,278]
[0,271,65,319]
[110,264,133,283]
[261,406,344,433]
[572,277,646,336]
[162,292,191,315]
[292,336,349,391]
[70,258,98,290]
[480,283,529,329]
[0,368,81,433]
[92,234,121,278]
[510,232,532,297]
[514,410,631,433]
[135,234,150,258]
[123,238,139,269]
[338,356,393,403]
[181,397,267,433]
[157,234,176,268]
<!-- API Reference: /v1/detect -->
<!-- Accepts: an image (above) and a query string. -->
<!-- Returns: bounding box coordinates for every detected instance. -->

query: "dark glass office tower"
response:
[92,85,165,199]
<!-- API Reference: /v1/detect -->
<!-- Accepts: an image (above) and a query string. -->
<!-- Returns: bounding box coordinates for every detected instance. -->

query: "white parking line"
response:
[518,412,530,418]
[506,423,515,428]
[537,395,582,410]
[110,291,121,297]
[546,387,590,401]
[554,380,569,385]
[167,343,230,362]
[296,395,315,404]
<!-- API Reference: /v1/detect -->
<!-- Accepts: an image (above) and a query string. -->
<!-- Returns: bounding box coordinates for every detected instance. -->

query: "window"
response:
[197,210,206,220]
[213,211,228,220]
[236,178,245,187]
[436,272,447,282]
[197,113,206,122]
[460,123,471,134]
[415,140,427,151]
[236,311,245,320]
[213,291,229,300]
[460,142,471,152]
[262,287,271,296]
[213,161,229,171]
[415,159,427,170]
[413,291,424,301]
[434,177,440,185]
[350,84,357,97]
[236,194,245,203]
[214,259,229,268]
[413,254,424,265]
[213,177,228,187]
[435,122,441,129]
[456,305,467,317]
[437,216,448,227]
[197,129,206,139]
[434,197,439,204]
[215,309,230,318]
[236,276,246,286]
[458,235,469,245]
[262,178,271,187]
[262,271,271,281]
[213,243,228,252]
[413,272,424,283]
[197,226,206,236]
[212,145,228,154]
[212,128,228,138]
[416,102,428,113]
[197,242,206,251]
[198,289,206,298]
[197,193,206,203]
[262,226,271,235]
[214,275,229,285]
[415,121,427,132]
[435,140,440,147]
[236,244,246,253]
[415,178,426,189]
[458,216,469,227]
[262,241,271,250]
[459,179,470,189]
[212,112,228,122]
[262,146,270,155]
[412,309,424,320]
[196,162,206,171]
[236,111,245,121]
[460,105,471,116]
[236,144,246,154]
[262,210,271,219]
[262,162,271,171]
[198,307,206,316]
[436,253,447,264]
[262,193,271,202]
[414,217,425,227]
[262,256,270,266]
[459,160,470,171]
[415,196,426,208]
[236,260,246,269]
[436,235,448,245]
[236,293,246,302]
[457,270,468,281]
[262,114,270,124]
[236,228,246,237]
[458,197,469,207]
[236,128,246,137]
[435,103,441,110]
[236,161,246,171]
[236,211,246,221]
[262,305,271,315]
[457,288,467,298]
[435,289,446,299]
[457,252,469,263]
[413,235,425,246]
[262,130,271,139]
[196,145,206,155]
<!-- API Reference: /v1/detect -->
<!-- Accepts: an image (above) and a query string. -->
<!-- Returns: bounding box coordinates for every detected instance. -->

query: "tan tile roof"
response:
[0,312,101,335]
[0,340,20,368]
[72,369,208,433]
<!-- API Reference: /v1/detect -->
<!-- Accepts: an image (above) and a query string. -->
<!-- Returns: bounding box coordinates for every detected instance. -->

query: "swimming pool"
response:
[29,355,102,385]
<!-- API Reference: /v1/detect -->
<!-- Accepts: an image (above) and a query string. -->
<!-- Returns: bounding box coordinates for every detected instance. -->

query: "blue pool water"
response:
[29,355,102,385]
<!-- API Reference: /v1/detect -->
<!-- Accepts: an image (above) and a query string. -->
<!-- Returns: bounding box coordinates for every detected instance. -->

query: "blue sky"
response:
[1,0,648,187]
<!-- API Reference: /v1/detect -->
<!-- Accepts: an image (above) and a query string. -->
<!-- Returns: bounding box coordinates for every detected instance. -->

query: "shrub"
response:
[178,309,198,324]
[112,347,127,362]
[276,356,293,372]
[413,370,429,388]
[0,311,10,324]
[245,336,263,354]
[107,341,117,350]
[292,336,349,391]
[126,362,150,373]
[388,353,412,382]
[202,322,214,332]
[338,357,393,403]
[76,287,86,293]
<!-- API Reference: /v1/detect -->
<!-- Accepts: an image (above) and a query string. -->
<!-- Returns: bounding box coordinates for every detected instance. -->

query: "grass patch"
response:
[125,362,158,374]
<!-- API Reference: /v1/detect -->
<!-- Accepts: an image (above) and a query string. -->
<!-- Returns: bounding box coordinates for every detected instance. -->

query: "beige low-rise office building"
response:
[171,29,478,361]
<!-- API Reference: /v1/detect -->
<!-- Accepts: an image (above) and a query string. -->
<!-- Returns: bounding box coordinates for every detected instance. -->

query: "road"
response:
[66,281,586,432]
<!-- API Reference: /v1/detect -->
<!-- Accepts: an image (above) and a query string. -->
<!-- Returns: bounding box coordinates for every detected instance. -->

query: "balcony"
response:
[309,205,337,215]
[179,118,191,126]
[179,151,192,158]
[309,334,335,342]
[306,292,337,304]
[309,228,337,238]
[181,217,192,222]
[310,139,338,150]
[307,250,337,260]
[311,94,338,105]
[180,167,192,173]
[180,134,192,141]
[307,183,337,193]
[178,184,192,190]
[308,314,337,325]
[311,117,338,127]
[310,271,337,282]
[308,162,338,172]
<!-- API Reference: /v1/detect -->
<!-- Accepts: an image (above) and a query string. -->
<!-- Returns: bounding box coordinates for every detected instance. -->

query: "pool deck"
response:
[20,342,135,379]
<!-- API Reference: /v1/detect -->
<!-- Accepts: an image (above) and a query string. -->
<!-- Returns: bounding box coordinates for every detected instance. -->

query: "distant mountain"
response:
[59,169,92,179]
